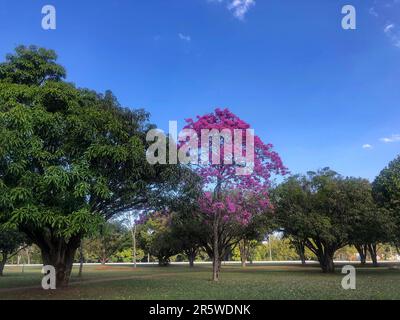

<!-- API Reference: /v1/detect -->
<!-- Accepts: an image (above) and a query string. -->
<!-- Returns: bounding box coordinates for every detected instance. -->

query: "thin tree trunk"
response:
[294,240,306,265]
[355,245,367,265]
[25,247,31,265]
[239,240,248,267]
[0,253,8,276]
[189,256,195,268]
[368,244,378,267]
[212,214,220,282]
[299,249,306,265]
[78,241,84,278]
[268,235,273,261]
[101,242,107,265]
[131,224,137,268]
[187,250,196,268]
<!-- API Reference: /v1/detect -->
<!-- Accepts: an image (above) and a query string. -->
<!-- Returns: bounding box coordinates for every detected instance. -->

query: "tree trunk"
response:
[318,251,335,273]
[368,244,378,267]
[212,214,220,282]
[39,237,80,288]
[0,253,8,276]
[355,244,367,265]
[101,244,107,265]
[239,240,248,268]
[293,241,306,265]
[25,247,31,265]
[131,224,137,268]
[189,256,194,268]
[158,256,170,267]
[78,241,84,278]
[299,249,306,265]
[187,250,196,268]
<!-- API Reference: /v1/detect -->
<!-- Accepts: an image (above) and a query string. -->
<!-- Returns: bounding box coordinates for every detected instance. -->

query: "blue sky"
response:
[0,0,399,181]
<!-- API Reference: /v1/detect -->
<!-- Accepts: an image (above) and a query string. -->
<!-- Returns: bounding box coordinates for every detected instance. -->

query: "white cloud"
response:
[369,7,379,17]
[383,23,400,48]
[208,0,255,20]
[384,23,395,33]
[227,0,255,20]
[380,134,400,143]
[178,33,191,42]
[362,144,373,149]
[369,1,400,48]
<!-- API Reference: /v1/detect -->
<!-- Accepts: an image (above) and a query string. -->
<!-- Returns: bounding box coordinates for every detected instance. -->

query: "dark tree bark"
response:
[37,236,81,287]
[41,244,78,287]
[292,240,306,265]
[368,244,378,267]
[299,250,306,265]
[158,256,170,267]
[212,213,220,281]
[186,249,197,268]
[131,224,137,268]
[0,253,8,276]
[355,244,367,265]
[78,241,84,278]
[305,239,337,273]
[21,227,82,287]
[319,253,335,273]
[100,244,107,265]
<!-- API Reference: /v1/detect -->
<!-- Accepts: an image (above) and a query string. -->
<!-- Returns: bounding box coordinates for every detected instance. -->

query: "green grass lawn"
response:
[0,264,399,300]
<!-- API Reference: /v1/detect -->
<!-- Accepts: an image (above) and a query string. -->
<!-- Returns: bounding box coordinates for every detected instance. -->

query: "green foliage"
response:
[0,45,190,285]
[0,46,176,240]
[274,169,346,249]
[112,248,145,263]
[0,227,26,257]
[346,179,394,247]
[0,45,66,85]
[137,212,182,266]
[0,225,27,275]
[373,155,400,243]
[83,221,130,264]
[272,168,385,272]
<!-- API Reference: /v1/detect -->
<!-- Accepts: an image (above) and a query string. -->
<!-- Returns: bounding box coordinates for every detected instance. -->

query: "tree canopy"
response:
[0,45,189,286]
[273,168,389,272]
[373,155,400,246]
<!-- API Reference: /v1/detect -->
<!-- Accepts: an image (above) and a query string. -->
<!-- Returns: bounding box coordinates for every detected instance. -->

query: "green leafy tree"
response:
[274,169,370,273]
[236,214,273,267]
[113,248,145,263]
[373,155,400,248]
[83,221,129,264]
[345,179,394,266]
[170,211,207,267]
[0,227,26,276]
[0,46,183,286]
[137,212,181,266]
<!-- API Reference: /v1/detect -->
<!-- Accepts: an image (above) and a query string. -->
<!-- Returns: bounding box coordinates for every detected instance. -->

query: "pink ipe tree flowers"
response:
[183,108,286,281]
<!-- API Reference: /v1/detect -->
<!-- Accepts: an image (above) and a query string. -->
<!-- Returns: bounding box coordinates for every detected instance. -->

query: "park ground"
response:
[0,263,400,300]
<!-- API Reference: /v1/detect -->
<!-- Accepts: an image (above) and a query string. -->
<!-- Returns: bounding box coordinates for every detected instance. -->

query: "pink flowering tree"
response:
[183,108,286,281]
